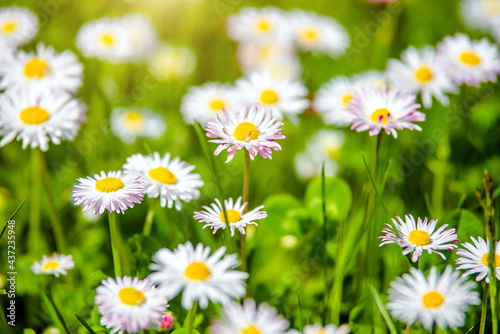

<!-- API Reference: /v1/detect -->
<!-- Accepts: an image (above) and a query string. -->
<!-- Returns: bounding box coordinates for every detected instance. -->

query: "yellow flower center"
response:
[148,167,177,184]
[209,99,226,111]
[95,177,124,193]
[480,253,500,267]
[118,287,146,306]
[459,51,481,66]
[43,261,59,271]
[184,261,211,280]
[24,58,50,79]
[484,0,500,14]
[241,325,262,334]
[408,230,431,246]
[370,108,392,125]
[422,291,444,308]
[233,122,260,141]
[2,21,16,33]
[342,92,354,107]
[255,18,271,33]
[125,111,144,130]
[219,209,241,223]
[101,34,115,46]
[260,89,279,105]
[20,106,50,125]
[299,26,320,44]
[415,66,433,82]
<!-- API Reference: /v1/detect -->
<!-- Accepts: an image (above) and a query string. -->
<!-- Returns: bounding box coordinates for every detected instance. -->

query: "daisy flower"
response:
[148,43,196,81]
[76,17,132,63]
[346,85,424,138]
[110,107,166,144]
[379,215,458,263]
[460,0,500,32]
[234,71,309,122]
[149,242,248,309]
[313,76,359,126]
[121,13,159,63]
[194,197,267,236]
[209,298,289,334]
[303,323,350,334]
[290,10,350,57]
[0,43,83,94]
[95,276,167,334]
[387,266,480,330]
[205,104,286,163]
[0,89,87,151]
[456,236,500,283]
[0,6,38,48]
[437,33,500,86]
[123,152,204,210]
[226,7,292,43]
[351,70,388,88]
[387,46,458,108]
[181,83,237,126]
[31,253,74,277]
[72,171,145,215]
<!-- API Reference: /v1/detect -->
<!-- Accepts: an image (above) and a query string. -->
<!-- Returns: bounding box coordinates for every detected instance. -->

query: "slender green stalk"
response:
[321,164,328,324]
[479,282,489,334]
[143,197,158,236]
[38,149,67,253]
[241,150,250,273]
[28,149,41,254]
[108,212,122,277]
[186,301,198,334]
[432,323,437,334]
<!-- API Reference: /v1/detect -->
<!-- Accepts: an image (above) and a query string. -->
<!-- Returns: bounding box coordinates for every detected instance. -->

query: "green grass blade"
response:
[45,290,70,334]
[0,197,28,241]
[369,284,398,334]
[75,314,97,334]
[361,152,389,219]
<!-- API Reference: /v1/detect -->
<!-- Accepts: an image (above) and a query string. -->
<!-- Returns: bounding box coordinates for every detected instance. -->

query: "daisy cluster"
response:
[0,6,87,151]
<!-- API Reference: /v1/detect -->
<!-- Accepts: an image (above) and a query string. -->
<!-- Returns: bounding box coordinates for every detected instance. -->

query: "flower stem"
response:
[479,282,489,334]
[241,150,251,272]
[186,301,198,334]
[38,149,67,253]
[143,197,158,236]
[28,149,41,254]
[108,212,122,277]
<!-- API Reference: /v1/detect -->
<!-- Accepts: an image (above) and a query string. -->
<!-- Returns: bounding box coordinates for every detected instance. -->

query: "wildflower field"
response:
[1,0,500,333]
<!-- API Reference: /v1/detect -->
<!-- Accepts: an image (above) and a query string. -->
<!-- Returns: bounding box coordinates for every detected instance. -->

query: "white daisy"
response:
[313,76,359,126]
[0,43,83,94]
[194,197,267,236]
[209,298,289,334]
[148,43,196,81]
[456,236,500,283]
[234,71,309,122]
[226,7,292,43]
[437,33,500,86]
[180,83,237,126]
[72,171,145,215]
[95,276,167,334]
[303,323,350,334]
[379,214,458,263]
[76,17,133,63]
[290,10,350,57]
[120,13,159,63]
[460,0,500,31]
[347,85,424,138]
[387,46,458,108]
[205,104,286,163]
[0,89,87,151]
[110,107,166,144]
[149,242,248,309]
[351,70,388,88]
[123,152,204,210]
[31,253,74,277]
[0,6,38,48]
[387,266,480,330]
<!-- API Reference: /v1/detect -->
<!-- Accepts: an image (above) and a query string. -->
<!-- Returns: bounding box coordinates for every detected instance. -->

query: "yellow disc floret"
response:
[234,122,260,141]
[43,261,59,271]
[459,51,481,66]
[20,106,50,125]
[408,230,431,246]
[184,261,211,280]
[415,66,433,82]
[480,253,500,267]
[95,177,124,193]
[148,167,177,184]
[370,108,392,125]
[118,287,146,306]
[210,99,226,111]
[219,209,241,223]
[260,89,279,105]
[422,291,444,308]
[24,58,50,79]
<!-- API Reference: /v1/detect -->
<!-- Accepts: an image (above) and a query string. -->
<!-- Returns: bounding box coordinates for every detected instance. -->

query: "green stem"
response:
[186,301,198,334]
[29,149,41,254]
[38,149,67,253]
[143,197,158,236]
[479,282,489,334]
[241,150,250,273]
[108,212,122,277]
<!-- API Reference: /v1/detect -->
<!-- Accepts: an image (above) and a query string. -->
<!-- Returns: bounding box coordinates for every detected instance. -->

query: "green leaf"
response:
[369,285,398,334]
[127,234,162,277]
[172,329,201,334]
[263,193,304,236]
[87,270,108,290]
[305,177,352,222]
[75,314,97,334]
